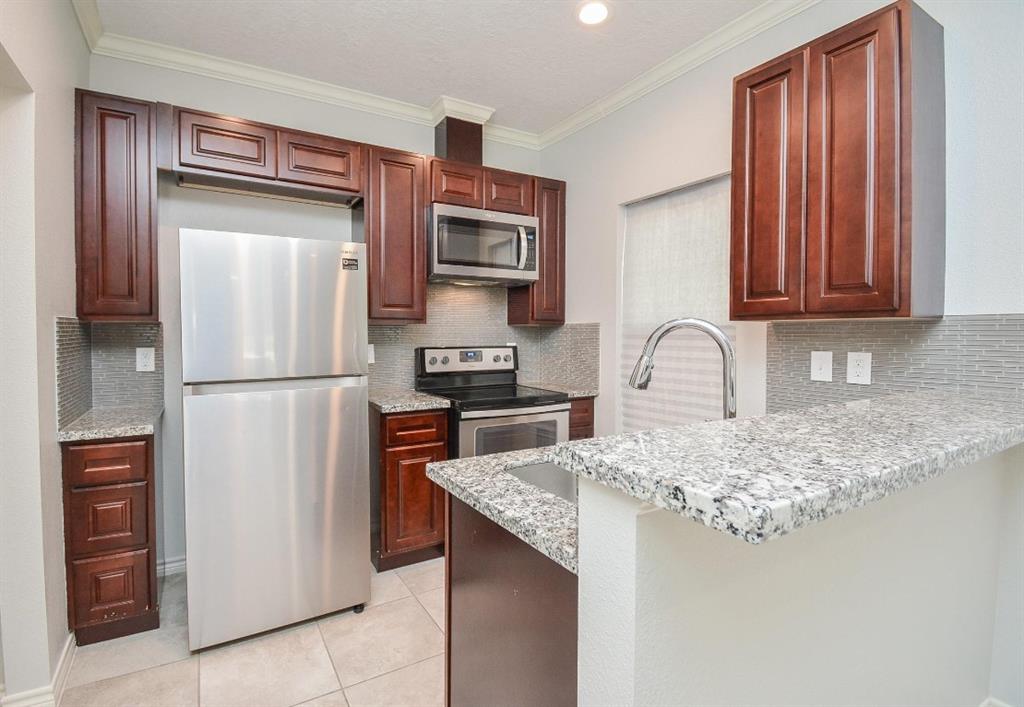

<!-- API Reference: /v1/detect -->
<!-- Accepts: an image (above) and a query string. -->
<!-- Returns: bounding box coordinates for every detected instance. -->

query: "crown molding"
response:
[536,0,820,148]
[71,0,102,51]
[430,95,495,125]
[73,0,819,151]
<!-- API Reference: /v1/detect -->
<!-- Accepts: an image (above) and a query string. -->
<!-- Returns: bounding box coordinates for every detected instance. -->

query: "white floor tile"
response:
[367,569,411,607]
[66,623,191,689]
[395,559,444,595]
[343,655,444,707]
[416,588,445,631]
[61,658,198,707]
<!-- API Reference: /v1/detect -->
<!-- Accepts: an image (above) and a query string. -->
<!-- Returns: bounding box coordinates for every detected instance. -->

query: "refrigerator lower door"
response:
[182,376,369,650]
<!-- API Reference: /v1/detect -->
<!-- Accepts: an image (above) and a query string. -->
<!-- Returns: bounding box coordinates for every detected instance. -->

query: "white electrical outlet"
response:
[847,352,872,385]
[810,351,833,382]
[136,347,155,372]
[367,344,375,364]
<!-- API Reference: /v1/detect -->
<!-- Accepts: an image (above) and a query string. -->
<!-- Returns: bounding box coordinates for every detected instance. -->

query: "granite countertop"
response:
[522,381,599,399]
[368,386,451,414]
[58,404,164,443]
[428,391,1024,572]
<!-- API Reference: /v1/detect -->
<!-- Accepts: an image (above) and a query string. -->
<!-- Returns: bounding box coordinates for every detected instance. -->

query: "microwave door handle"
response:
[517,226,528,270]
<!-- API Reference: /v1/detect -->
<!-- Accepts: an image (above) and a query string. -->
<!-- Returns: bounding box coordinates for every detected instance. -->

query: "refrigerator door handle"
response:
[184,376,368,396]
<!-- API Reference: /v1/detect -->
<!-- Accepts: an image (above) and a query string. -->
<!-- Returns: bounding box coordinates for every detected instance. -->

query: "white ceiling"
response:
[93,0,762,134]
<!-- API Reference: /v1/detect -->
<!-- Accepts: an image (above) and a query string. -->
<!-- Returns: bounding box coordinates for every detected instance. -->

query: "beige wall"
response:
[0,0,90,697]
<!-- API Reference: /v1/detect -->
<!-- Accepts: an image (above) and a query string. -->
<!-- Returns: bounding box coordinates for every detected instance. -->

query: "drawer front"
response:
[69,483,148,556]
[178,109,277,178]
[71,549,151,627]
[277,131,363,192]
[569,398,594,428]
[484,169,534,215]
[385,412,447,447]
[569,424,594,441]
[65,440,148,488]
[431,159,484,209]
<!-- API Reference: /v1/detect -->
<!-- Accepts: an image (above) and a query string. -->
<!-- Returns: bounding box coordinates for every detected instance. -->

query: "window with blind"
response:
[619,175,733,433]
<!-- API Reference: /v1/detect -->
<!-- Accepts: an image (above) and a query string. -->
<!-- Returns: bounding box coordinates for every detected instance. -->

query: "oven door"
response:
[457,404,569,458]
[430,203,539,284]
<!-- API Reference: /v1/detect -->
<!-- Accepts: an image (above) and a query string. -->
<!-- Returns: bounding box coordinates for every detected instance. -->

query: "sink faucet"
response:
[628,318,737,419]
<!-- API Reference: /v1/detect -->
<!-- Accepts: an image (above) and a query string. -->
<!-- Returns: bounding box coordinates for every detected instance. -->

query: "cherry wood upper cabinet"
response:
[176,109,277,179]
[730,50,806,318]
[276,130,363,193]
[430,158,484,209]
[508,178,566,325]
[367,148,427,323]
[76,90,158,321]
[484,169,535,215]
[729,0,945,320]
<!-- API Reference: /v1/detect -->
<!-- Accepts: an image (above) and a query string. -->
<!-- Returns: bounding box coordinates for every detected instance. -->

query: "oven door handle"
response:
[517,226,528,270]
[460,403,571,420]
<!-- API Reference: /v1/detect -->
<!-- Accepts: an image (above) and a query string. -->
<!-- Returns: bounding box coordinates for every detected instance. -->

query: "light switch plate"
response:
[367,344,375,364]
[135,347,155,372]
[810,351,833,382]
[847,352,872,385]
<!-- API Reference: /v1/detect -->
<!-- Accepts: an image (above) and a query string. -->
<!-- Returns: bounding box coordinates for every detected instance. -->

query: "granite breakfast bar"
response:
[428,391,1024,706]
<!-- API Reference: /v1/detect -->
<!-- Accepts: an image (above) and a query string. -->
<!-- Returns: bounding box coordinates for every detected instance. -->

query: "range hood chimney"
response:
[431,96,494,166]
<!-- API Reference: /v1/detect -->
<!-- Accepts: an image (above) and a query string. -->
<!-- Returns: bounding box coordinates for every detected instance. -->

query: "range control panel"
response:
[418,346,517,374]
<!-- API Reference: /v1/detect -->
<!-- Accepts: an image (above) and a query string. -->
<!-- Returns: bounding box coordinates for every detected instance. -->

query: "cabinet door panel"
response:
[367,149,427,322]
[71,550,151,626]
[69,483,148,556]
[431,159,484,209]
[484,169,534,215]
[178,109,277,179]
[730,51,806,317]
[508,178,565,325]
[277,131,363,192]
[65,440,148,488]
[384,442,446,553]
[76,91,157,320]
[806,6,902,313]
[384,412,447,447]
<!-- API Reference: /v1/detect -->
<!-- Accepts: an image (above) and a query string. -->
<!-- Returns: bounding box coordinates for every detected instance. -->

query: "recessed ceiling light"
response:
[577,0,609,25]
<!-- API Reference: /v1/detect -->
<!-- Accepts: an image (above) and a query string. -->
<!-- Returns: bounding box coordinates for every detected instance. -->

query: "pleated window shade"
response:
[619,175,734,433]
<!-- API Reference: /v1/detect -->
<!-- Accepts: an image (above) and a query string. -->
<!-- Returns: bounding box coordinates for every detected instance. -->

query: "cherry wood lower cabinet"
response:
[370,409,448,571]
[508,178,566,325]
[569,397,595,440]
[446,494,577,707]
[62,437,158,645]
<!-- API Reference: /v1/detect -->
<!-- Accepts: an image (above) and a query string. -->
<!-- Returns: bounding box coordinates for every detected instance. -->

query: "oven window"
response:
[437,216,522,270]
[474,420,559,456]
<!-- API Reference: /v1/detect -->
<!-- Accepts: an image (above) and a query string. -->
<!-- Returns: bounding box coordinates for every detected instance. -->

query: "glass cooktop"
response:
[430,384,569,412]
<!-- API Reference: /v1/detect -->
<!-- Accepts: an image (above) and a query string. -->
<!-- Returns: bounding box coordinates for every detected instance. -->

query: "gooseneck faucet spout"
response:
[628,318,737,419]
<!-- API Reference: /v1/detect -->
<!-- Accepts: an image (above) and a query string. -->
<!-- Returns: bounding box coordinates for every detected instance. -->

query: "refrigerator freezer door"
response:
[180,229,368,383]
[182,376,369,650]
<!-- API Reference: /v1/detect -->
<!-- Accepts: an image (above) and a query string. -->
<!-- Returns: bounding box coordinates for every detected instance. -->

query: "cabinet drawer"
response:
[569,398,594,428]
[384,412,447,447]
[484,169,534,215]
[69,483,148,556]
[71,549,151,626]
[178,109,277,178]
[65,440,148,488]
[431,159,483,208]
[277,131,363,192]
[569,424,594,441]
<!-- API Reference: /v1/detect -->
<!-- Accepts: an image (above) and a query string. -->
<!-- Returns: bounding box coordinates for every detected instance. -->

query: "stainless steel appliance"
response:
[414,346,569,458]
[429,204,539,285]
[179,228,370,650]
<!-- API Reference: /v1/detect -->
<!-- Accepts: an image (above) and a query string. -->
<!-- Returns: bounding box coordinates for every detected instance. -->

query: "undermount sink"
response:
[507,462,577,503]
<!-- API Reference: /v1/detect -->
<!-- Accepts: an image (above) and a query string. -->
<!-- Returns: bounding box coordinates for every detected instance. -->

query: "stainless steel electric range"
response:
[414,345,570,458]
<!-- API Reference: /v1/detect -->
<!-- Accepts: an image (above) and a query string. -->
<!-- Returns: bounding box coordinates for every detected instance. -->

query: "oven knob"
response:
[503,354,512,362]
[493,355,501,363]
[441,356,450,365]
[428,356,438,366]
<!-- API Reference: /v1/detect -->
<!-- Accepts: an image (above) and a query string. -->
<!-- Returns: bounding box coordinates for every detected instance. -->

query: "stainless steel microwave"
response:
[429,203,539,285]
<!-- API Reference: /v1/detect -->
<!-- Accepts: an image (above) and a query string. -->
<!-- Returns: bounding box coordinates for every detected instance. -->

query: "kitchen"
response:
[0,1,1021,706]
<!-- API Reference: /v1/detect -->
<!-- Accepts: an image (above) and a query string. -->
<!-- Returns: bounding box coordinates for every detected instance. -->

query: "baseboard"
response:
[0,633,75,707]
[981,698,1016,707]
[157,554,186,577]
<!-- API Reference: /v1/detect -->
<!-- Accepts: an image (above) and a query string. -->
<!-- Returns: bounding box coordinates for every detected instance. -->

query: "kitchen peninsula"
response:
[428,391,1024,706]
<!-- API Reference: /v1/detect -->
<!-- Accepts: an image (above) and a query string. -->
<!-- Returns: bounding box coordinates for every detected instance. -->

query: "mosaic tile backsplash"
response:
[56,317,165,427]
[767,314,1024,413]
[369,284,600,390]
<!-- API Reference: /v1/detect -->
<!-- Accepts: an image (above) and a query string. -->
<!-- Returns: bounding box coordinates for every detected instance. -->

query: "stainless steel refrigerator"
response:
[179,228,369,650]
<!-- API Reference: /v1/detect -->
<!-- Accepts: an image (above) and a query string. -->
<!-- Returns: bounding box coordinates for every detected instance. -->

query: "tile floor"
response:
[61,558,446,707]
